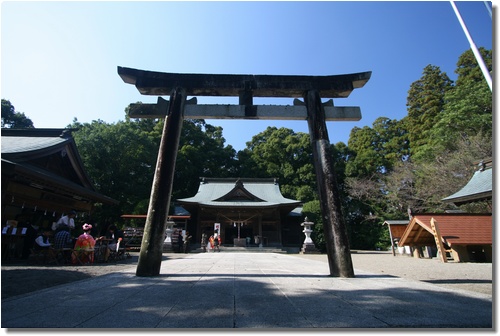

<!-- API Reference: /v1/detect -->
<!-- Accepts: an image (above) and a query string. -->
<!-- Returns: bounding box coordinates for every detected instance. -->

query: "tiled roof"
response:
[398,213,492,247]
[1,136,69,155]
[177,178,301,208]
[442,167,492,204]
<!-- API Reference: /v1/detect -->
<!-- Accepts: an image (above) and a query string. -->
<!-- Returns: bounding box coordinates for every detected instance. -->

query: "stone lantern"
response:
[300,217,319,254]
[163,220,175,252]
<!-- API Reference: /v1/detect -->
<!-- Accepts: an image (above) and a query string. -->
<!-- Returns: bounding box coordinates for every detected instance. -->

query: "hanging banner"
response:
[214,223,220,234]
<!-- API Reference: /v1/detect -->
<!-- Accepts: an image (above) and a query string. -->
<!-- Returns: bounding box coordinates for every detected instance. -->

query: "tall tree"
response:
[429,48,492,152]
[237,127,316,201]
[1,99,34,128]
[173,119,238,199]
[70,118,159,226]
[346,117,409,178]
[405,65,453,161]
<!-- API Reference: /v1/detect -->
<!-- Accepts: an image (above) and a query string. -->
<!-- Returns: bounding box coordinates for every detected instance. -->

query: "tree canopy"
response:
[1,99,34,128]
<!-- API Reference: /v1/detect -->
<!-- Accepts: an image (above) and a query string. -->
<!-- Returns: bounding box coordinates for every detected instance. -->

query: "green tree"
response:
[173,119,238,199]
[385,132,492,213]
[1,99,34,128]
[346,117,409,177]
[70,118,159,226]
[405,65,453,161]
[430,48,492,153]
[237,127,316,201]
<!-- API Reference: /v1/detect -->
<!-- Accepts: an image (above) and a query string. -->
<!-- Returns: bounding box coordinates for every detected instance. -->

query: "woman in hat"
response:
[72,223,96,264]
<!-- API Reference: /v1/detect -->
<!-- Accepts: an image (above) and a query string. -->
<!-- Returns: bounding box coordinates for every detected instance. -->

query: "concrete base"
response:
[233,238,246,247]
[300,243,320,254]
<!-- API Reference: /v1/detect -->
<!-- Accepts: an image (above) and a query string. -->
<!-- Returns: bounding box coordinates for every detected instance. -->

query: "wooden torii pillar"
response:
[118,66,371,277]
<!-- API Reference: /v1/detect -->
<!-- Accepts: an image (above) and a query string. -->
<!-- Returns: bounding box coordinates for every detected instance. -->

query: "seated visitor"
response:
[99,225,124,262]
[72,223,96,264]
[53,226,74,249]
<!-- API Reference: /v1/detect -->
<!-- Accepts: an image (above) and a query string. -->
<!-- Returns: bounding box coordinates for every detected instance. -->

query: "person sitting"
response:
[53,226,74,263]
[72,223,96,264]
[34,228,53,250]
[33,228,56,262]
[100,225,124,262]
[53,226,73,249]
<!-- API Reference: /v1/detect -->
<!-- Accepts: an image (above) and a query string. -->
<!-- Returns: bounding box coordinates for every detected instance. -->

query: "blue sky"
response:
[1,1,493,151]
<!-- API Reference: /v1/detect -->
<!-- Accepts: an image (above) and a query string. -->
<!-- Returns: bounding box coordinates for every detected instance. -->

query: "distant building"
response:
[176,178,303,247]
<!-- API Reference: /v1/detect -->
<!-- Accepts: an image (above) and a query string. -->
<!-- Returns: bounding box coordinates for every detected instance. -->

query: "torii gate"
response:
[118,66,371,278]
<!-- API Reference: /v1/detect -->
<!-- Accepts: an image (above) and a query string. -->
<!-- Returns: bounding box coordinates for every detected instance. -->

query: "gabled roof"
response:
[177,177,301,209]
[383,220,409,226]
[398,213,492,247]
[383,220,409,240]
[442,162,492,205]
[2,128,117,206]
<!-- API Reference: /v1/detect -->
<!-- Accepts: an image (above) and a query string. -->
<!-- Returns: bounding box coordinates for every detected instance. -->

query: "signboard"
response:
[214,223,220,234]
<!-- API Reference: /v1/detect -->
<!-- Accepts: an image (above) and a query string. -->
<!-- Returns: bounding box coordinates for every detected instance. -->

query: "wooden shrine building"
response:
[176,178,303,247]
[397,213,492,262]
[396,158,493,262]
[1,128,118,230]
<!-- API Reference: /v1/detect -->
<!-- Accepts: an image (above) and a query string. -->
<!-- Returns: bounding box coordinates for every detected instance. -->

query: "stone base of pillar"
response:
[162,243,173,252]
[300,243,321,254]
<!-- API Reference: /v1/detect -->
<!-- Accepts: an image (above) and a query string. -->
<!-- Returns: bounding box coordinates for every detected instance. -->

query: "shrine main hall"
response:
[176,177,304,248]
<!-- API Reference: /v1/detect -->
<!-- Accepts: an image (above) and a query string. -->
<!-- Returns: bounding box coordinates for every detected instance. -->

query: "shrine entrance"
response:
[118,66,371,278]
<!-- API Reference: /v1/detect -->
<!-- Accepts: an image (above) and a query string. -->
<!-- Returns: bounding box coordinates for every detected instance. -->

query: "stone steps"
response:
[190,246,295,254]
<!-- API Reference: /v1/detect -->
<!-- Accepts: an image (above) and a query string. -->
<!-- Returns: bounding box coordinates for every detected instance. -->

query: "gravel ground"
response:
[1,250,492,300]
[296,250,493,295]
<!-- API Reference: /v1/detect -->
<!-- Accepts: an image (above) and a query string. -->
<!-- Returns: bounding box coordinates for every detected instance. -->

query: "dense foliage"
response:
[2,48,492,250]
[1,99,34,128]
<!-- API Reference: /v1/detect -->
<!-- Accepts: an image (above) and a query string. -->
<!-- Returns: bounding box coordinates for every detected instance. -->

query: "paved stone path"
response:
[1,253,492,329]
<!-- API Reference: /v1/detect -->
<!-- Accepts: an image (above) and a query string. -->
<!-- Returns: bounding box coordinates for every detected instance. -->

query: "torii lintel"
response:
[118,66,371,98]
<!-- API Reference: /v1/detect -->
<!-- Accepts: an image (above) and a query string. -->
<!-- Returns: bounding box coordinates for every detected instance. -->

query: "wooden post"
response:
[304,90,355,278]
[430,218,448,263]
[136,87,186,276]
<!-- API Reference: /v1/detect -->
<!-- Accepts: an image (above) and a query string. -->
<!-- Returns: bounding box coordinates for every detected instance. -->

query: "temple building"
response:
[1,128,117,229]
[176,177,303,247]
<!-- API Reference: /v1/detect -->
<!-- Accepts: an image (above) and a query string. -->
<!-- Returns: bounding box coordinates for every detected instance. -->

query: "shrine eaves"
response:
[117,66,371,121]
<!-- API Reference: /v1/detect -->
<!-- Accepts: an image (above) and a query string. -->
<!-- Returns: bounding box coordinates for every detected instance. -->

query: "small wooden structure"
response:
[397,213,492,262]
[383,220,409,256]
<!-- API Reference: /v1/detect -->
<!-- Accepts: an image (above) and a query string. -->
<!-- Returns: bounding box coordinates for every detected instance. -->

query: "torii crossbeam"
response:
[118,66,371,278]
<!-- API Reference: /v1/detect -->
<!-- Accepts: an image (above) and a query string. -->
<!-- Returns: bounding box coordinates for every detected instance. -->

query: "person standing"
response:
[201,231,207,252]
[56,210,76,233]
[213,233,221,252]
[177,230,183,253]
[183,231,192,253]
[21,221,39,259]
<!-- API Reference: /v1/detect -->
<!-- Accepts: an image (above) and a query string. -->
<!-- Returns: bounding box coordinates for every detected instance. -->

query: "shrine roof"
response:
[176,178,301,208]
[1,128,118,205]
[442,164,492,205]
[1,129,73,157]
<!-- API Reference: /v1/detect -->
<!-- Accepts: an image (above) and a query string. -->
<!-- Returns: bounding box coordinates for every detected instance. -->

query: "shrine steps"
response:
[190,246,299,254]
